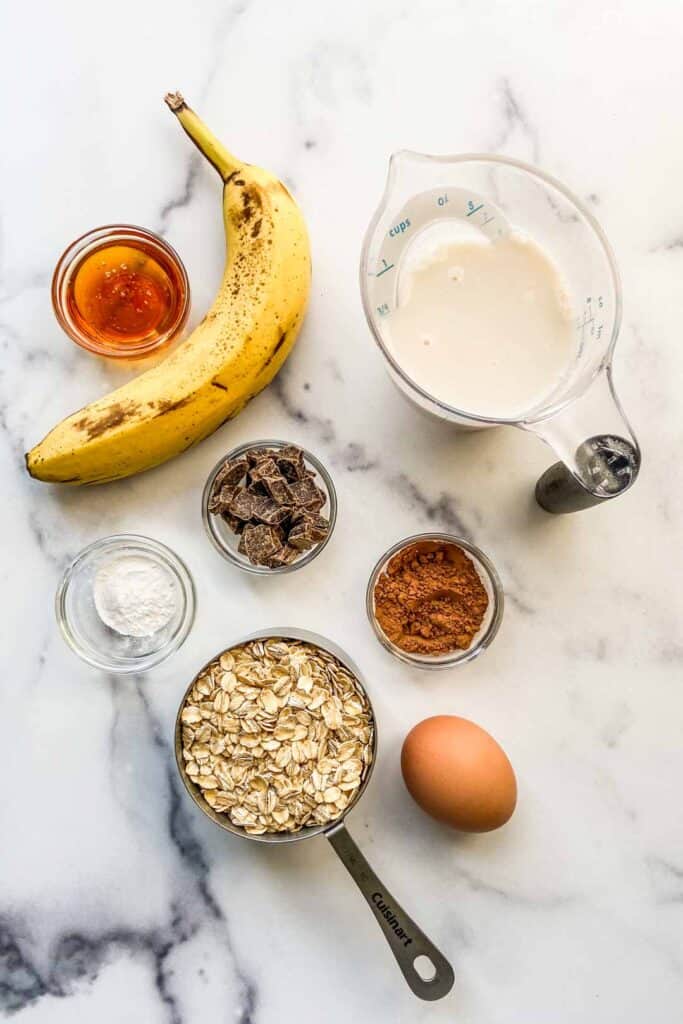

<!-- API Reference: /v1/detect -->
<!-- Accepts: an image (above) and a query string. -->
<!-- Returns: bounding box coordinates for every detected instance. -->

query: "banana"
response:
[26,92,311,484]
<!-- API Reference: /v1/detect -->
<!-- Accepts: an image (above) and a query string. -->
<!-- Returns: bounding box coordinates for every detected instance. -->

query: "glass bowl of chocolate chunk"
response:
[202,440,337,574]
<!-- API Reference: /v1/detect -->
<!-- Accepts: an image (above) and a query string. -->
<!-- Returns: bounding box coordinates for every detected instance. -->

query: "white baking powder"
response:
[93,555,179,637]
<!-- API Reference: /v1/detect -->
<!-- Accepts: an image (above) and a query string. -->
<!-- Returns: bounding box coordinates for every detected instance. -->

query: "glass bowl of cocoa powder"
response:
[366,534,504,669]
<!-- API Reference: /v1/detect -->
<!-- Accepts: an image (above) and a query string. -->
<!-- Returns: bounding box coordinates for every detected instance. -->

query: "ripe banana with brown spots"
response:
[26,92,311,484]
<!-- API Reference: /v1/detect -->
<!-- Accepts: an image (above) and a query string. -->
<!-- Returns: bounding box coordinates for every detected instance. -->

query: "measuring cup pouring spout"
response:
[360,152,641,513]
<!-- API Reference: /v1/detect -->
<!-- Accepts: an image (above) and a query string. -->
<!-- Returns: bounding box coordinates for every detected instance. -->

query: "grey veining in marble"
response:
[1,0,682,1021]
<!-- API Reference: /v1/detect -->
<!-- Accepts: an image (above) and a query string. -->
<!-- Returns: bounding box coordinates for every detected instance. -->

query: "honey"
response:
[52,226,190,358]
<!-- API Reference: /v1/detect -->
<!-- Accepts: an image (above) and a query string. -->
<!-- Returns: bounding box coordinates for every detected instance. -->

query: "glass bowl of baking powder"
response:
[56,534,196,673]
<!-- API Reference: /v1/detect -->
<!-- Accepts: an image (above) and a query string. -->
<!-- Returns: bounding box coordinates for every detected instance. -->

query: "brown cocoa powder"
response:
[373,541,489,655]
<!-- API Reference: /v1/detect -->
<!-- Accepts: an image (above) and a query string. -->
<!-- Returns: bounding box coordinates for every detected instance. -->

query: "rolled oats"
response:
[180,638,374,833]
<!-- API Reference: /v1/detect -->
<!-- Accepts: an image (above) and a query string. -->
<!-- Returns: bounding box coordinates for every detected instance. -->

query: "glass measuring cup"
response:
[175,628,454,1001]
[360,153,640,512]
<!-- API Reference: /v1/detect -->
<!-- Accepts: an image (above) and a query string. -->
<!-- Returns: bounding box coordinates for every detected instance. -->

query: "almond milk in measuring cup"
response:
[361,154,640,513]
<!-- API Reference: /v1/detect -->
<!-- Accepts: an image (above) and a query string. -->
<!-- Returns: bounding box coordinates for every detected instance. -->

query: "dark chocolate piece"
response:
[229,487,257,521]
[248,455,295,504]
[276,446,307,481]
[261,470,294,506]
[249,478,269,497]
[250,493,292,526]
[265,544,301,567]
[241,523,285,565]
[208,457,249,512]
[222,511,245,534]
[209,482,238,514]
[248,456,279,483]
[288,513,329,551]
[289,476,326,511]
[213,457,248,491]
[247,446,281,463]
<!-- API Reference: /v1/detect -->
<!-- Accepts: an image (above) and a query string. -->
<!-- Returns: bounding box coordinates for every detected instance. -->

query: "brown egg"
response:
[401,716,517,832]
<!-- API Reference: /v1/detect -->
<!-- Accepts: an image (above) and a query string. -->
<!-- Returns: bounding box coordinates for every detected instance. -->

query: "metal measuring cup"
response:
[174,628,455,1001]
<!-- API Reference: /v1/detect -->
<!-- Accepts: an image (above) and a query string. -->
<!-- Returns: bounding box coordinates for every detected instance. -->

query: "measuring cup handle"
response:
[530,367,641,513]
[534,447,637,513]
[326,821,454,1001]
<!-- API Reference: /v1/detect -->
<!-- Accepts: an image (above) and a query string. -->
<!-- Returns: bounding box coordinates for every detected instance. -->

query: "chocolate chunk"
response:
[208,487,225,514]
[246,447,279,467]
[249,478,269,497]
[208,457,249,512]
[314,487,327,510]
[250,493,292,526]
[229,487,257,521]
[240,524,285,565]
[222,511,245,534]
[265,544,301,567]
[289,476,326,511]
[213,457,248,492]
[248,457,279,483]
[261,471,294,506]
[276,446,307,481]
[209,482,238,514]
[248,456,295,504]
[288,513,329,551]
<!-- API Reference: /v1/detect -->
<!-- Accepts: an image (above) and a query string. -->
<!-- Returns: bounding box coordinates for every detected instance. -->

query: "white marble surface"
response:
[2,0,683,1020]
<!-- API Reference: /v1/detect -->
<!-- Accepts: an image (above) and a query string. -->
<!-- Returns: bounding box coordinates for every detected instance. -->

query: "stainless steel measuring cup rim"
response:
[174,627,378,846]
[359,150,624,428]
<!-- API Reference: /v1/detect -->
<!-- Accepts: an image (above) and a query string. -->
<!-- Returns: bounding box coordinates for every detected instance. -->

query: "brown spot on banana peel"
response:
[211,381,228,391]
[261,330,288,372]
[155,395,192,416]
[224,171,247,187]
[230,185,263,228]
[73,402,141,440]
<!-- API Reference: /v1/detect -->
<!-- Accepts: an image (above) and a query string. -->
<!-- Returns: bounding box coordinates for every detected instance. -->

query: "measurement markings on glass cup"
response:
[466,198,496,227]
[577,296,604,343]
[388,218,412,238]
[375,258,395,278]
[369,188,510,326]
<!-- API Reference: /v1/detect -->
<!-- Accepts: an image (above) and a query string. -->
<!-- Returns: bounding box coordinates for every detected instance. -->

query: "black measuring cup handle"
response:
[326,821,455,1000]
[535,433,641,513]
[530,367,641,514]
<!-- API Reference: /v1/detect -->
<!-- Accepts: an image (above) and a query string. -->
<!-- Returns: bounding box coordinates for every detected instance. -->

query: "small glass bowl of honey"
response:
[52,224,190,358]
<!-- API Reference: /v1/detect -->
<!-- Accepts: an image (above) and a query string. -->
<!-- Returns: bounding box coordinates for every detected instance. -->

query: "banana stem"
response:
[164,92,242,180]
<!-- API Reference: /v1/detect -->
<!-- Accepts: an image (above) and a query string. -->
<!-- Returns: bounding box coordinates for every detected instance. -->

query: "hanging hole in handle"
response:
[413,954,437,983]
